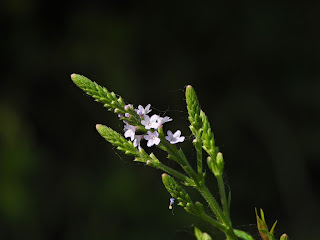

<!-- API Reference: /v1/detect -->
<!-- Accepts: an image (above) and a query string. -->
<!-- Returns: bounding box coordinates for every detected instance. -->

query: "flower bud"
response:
[216,152,224,172]
[280,234,289,240]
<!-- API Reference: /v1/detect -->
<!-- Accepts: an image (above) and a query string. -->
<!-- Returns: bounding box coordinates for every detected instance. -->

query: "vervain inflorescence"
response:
[71,73,288,240]
[120,103,184,149]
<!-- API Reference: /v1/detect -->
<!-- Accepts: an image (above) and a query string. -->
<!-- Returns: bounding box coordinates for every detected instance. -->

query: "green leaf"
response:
[255,208,269,240]
[234,229,254,240]
[255,208,278,240]
[194,227,212,240]
[269,220,278,235]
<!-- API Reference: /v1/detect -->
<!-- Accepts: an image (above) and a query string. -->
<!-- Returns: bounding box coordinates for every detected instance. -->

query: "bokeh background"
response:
[1,1,320,239]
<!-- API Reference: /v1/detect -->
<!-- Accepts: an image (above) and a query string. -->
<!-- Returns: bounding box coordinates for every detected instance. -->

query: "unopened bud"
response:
[216,152,224,172]
[280,234,289,240]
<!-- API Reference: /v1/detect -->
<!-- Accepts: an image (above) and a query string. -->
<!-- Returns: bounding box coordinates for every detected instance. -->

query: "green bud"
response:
[117,97,124,105]
[216,152,224,172]
[110,91,116,98]
[207,156,220,177]
[280,234,289,240]
[194,201,204,214]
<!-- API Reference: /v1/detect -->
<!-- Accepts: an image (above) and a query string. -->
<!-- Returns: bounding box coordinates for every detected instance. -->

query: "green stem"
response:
[199,184,238,239]
[156,162,195,186]
[217,174,230,221]
[198,184,225,223]
[199,212,227,233]
[195,141,203,177]
[158,128,198,181]
[200,212,238,240]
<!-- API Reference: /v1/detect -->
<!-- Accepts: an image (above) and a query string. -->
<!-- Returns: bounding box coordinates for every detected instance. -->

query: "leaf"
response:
[234,229,254,240]
[255,208,269,240]
[269,220,278,235]
[255,208,278,240]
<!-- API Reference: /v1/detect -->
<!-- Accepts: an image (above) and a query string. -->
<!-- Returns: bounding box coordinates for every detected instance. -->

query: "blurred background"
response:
[1,0,320,239]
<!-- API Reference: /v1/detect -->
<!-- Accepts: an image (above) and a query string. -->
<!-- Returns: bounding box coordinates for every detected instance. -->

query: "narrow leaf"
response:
[234,229,254,240]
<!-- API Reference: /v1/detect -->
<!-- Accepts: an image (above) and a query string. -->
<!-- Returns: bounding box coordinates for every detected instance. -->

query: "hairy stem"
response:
[217,174,230,221]
[156,162,195,186]
[195,141,203,177]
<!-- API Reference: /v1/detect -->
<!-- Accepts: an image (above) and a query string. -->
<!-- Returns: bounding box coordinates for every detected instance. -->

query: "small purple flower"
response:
[125,113,130,118]
[124,104,133,110]
[136,104,151,117]
[157,116,172,126]
[169,198,175,209]
[123,123,136,141]
[165,130,185,144]
[144,131,160,147]
[133,135,143,150]
[141,114,160,130]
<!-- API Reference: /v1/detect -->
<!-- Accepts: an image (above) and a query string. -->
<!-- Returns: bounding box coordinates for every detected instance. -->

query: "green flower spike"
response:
[162,173,203,215]
[200,110,216,158]
[185,85,203,137]
[71,73,141,125]
[185,85,204,177]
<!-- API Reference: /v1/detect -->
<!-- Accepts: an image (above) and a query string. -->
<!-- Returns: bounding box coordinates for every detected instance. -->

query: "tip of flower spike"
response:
[162,173,168,179]
[70,73,81,83]
[186,85,193,89]
[96,124,102,130]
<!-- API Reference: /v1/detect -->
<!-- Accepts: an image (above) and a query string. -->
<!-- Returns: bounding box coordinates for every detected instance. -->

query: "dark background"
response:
[1,0,320,239]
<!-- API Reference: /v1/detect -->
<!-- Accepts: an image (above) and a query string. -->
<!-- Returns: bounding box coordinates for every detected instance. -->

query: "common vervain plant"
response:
[70,73,289,240]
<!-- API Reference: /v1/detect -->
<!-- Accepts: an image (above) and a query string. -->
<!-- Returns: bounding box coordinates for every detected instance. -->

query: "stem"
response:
[156,162,195,186]
[199,212,227,233]
[195,141,203,177]
[217,174,230,220]
[198,184,226,223]
[200,213,238,240]
[199,184,238,239]
[158,128,198,181]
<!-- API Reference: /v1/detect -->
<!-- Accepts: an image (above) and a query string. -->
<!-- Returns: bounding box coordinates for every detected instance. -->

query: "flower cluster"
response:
[121,104,185,150]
